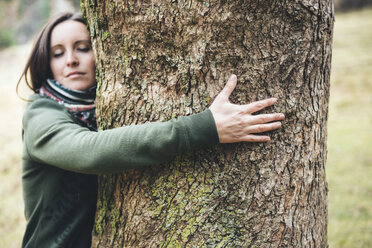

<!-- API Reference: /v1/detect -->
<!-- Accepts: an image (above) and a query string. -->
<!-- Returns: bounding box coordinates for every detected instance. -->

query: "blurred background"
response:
[0,0,371,247]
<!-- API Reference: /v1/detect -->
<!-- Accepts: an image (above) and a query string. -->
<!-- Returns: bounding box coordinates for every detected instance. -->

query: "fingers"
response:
[245,98,278,114]
[218,74,237,101]
[249,113,285,125]
[219,120,283,143]
[248,121,282,133]
[241,135,271,142]
[239,122,282,142]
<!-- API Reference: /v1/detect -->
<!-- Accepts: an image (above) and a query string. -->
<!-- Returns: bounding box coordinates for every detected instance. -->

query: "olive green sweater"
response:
[22,94,218,248]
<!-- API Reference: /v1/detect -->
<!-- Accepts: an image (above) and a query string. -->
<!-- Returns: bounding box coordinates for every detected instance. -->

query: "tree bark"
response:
[81,1,333,247]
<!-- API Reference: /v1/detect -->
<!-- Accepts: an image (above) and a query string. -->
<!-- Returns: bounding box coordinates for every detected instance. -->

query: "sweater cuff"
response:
[181,109,219,151]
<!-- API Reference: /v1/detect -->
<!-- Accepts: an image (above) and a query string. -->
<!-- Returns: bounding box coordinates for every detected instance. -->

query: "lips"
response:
[66,72,85,78]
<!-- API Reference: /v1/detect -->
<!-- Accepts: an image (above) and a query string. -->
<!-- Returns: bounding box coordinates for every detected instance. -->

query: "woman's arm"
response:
[23,96,218,174]
[210,75,285,143]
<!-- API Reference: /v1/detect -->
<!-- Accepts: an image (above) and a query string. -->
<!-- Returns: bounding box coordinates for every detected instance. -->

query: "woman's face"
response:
[50,20,96,91]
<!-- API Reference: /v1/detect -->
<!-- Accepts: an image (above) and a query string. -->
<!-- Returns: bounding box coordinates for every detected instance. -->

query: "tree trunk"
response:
[81,1,333,247]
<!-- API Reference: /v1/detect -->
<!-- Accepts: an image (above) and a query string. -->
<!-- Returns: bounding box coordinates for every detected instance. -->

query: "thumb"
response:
[219,74,237,101]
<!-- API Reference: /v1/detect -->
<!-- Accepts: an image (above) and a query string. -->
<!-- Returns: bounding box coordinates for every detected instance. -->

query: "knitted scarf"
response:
[39,79,97,131]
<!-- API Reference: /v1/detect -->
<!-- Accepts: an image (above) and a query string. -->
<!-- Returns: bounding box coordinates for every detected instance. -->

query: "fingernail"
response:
[272,98,277,104]
[280,114,285,118]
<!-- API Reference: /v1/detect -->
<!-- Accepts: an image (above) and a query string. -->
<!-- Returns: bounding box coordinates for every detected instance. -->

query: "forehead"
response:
[50,20,89,46]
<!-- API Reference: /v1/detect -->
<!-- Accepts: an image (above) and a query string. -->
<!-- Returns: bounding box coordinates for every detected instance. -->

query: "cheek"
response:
[87,56,96,74]
[50,60,63,77]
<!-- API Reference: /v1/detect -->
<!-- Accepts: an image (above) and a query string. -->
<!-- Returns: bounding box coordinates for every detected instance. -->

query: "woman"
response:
[19,13,284,248]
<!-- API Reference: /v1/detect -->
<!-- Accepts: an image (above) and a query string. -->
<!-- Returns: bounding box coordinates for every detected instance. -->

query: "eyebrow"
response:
[51,39,91,49]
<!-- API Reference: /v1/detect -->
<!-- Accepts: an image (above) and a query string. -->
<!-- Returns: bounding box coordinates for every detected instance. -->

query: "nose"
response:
[66,50,79,67]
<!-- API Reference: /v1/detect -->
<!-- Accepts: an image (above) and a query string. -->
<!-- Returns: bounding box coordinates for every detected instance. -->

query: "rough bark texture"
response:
[81,1,333,247]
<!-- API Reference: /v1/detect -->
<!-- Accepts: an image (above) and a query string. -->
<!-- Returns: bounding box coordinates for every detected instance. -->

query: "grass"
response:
[0,7,371,248]
[327,7,372,248]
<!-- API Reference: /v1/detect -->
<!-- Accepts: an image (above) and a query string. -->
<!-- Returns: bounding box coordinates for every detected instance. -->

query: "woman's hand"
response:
[209,74,285,143]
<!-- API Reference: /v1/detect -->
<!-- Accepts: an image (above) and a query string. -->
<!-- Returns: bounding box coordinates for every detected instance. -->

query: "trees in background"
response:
[335,0,372,11]
[0,0,80,48]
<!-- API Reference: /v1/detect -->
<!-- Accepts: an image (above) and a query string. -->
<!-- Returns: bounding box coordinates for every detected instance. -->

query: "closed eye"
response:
[53,52,63,58]
[77,47,90,52]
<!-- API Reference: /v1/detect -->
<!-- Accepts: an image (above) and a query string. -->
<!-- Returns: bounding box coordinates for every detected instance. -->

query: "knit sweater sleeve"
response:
[22,95,219,174]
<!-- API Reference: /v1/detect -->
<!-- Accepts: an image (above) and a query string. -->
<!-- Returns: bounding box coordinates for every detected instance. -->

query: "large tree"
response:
[81,1,333,247]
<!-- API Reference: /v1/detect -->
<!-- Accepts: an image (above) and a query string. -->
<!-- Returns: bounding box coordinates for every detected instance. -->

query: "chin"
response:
[66,81,94,91]
[74,85,92,91]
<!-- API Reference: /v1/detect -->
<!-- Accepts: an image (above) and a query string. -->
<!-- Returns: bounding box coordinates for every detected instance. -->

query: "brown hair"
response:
[17,13,86,96]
